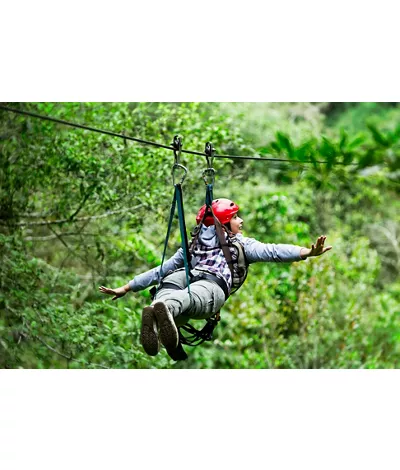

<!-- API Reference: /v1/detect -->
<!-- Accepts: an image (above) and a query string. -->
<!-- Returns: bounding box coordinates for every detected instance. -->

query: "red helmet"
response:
[196,198,239,227]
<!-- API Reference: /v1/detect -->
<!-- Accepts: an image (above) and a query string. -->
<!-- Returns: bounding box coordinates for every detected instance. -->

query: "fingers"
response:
[99,286,114,295]
[318,236,332,255]
[316,235,326,246]
[311,236,332,256]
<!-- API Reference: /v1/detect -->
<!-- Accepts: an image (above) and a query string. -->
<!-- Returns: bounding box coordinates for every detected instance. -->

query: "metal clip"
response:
[203,141,216,185]
[205,141,215,168]
[171,135,187,185]
[202,167,215,185]
[172,135,183,164]
[172,163,188,186]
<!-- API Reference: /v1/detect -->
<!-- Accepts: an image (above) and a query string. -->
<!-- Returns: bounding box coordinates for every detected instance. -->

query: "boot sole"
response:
[141,306,159,356]
[153,301,179,350]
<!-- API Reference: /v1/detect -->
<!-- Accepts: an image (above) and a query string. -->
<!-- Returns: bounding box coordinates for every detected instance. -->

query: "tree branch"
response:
[68,186,96,222]
[25,232,101,241]
[34,335,110,369]
[1,203,144,227]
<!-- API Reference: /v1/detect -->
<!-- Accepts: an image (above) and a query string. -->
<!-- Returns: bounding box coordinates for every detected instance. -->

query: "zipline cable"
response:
[0,105,173,151]
[0,104,358,166]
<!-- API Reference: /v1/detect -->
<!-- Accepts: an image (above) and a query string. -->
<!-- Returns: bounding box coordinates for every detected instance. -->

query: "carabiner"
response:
[170,135,187,185]
[202,167,215,186]
[172,163,188,186]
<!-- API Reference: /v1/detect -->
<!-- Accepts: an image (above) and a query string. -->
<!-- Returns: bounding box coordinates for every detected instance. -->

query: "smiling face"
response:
[228,213,244,235]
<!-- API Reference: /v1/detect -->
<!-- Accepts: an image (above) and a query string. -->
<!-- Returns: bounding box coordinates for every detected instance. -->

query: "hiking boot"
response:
[153,301,179,350]
[140,306,160,356]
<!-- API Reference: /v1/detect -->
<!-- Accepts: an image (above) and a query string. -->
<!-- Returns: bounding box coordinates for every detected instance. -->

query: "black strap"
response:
[214,217,234,275]
[191,272,229,300]
[179,315,220,346]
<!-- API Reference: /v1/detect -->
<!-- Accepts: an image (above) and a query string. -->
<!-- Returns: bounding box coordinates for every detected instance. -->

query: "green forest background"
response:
[0,102,399,369]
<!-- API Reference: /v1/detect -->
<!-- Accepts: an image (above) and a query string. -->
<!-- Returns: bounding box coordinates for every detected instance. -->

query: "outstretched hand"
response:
[99,285,127,301]
[308,235,332,257]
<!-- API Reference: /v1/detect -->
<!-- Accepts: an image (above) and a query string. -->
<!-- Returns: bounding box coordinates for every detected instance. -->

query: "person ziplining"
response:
[99,138,333,361]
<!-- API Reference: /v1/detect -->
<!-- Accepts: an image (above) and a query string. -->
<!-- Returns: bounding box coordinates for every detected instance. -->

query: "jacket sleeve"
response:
[128,248,184,292]
[241,236,304,264]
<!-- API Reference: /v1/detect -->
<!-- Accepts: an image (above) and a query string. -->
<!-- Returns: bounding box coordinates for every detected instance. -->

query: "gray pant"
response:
[153,269,226,327]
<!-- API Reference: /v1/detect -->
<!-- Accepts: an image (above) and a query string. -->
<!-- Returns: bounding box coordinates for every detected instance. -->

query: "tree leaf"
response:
[366,123,390,147]
[276,132,294,158]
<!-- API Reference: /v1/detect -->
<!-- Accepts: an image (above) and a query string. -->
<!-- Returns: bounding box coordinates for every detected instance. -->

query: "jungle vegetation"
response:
[0,102,399,369]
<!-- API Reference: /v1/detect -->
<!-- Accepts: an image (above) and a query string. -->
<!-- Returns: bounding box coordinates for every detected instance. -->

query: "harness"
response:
[188,221,249,298]
[177,229,248,348]
[228,237,249,295]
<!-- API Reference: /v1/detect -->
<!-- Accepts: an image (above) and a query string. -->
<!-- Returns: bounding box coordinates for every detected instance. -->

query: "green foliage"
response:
[324,102,400,136]
[178,236,399,369]
[0,102,398,369]
[219,103,325,149]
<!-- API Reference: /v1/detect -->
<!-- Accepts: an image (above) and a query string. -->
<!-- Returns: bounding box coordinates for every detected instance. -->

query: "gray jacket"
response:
[128,225,304,292]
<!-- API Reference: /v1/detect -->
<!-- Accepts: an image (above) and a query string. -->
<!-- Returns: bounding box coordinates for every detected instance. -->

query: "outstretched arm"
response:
[240,234,332,263]
[300,235,332,259]
[99,247,184,300]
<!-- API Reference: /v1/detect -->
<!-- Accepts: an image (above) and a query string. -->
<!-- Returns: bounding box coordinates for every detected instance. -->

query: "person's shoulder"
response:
[235,233,255,243]
[234,233,255,246]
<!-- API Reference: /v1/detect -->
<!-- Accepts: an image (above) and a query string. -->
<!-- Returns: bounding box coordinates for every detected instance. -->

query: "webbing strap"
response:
[158,183,192,295]
[159,189,177,281]
[175,183,192,295]
[179,316,220,346]
[205,183,213,206]
[177,177,230,347]
[189,183,234,277]
[204,184,235,275]
[209,208,234,277]
[188,184,213,255]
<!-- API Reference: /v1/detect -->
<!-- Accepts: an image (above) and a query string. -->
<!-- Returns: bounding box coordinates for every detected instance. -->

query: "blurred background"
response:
[0,102,399,369]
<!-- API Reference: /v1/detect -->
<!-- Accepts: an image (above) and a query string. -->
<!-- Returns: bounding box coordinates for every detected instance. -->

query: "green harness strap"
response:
[159,187,177,280]
[175,183,192,294]
[158,136,192,296]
